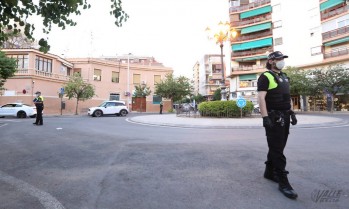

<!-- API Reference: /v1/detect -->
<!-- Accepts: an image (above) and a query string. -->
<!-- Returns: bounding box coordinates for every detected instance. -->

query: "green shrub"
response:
[198,100,254,118]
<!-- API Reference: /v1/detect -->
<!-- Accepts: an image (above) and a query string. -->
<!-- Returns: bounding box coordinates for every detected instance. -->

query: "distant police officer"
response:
[33,91,44,125]
[159,101,163,114]
[257,51,298,199]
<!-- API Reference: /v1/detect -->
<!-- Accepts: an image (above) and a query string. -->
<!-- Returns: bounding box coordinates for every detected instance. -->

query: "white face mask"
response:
[275,60,285,70]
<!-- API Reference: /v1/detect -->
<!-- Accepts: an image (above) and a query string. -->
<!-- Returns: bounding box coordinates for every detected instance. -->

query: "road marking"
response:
[0,170,65,209]
[0,123,8,128]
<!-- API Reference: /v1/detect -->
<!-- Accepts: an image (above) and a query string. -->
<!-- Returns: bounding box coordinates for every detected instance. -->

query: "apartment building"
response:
[226,0,349,110]
[193,54,228,100]
[1,48,173,114]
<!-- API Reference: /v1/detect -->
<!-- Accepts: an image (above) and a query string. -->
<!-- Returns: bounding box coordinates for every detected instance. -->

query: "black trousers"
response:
[35,106,43,125]
[264,111,290,172]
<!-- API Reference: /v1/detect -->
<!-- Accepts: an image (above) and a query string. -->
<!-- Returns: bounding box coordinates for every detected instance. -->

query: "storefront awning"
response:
[320,0,344,12]
[232,38,272,51]
[240,6,272,19]
[239,74,257,81]
[324,36,349,46]
[241,22,272,34]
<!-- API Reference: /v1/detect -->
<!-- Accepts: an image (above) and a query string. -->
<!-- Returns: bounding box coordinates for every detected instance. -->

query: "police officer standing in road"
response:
[159,101,163,114]
[33,91,44,125]
[257,51,298,199]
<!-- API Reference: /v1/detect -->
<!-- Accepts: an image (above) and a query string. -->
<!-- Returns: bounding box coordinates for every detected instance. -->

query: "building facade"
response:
[226,0,349,110]
[1,49,173,114]
[193,54,228,100]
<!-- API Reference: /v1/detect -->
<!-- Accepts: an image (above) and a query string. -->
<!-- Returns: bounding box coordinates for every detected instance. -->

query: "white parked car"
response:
[88,101,129,117]
[0,103,37,118]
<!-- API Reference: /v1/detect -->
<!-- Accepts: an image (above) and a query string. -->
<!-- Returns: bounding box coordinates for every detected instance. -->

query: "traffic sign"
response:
[236,98,246,108]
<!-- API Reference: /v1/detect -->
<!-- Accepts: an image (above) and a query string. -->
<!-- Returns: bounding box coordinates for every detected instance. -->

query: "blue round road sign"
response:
[236,98,246,108]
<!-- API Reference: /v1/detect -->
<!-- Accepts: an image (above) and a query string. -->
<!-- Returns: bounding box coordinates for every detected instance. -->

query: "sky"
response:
[34,0,230,78]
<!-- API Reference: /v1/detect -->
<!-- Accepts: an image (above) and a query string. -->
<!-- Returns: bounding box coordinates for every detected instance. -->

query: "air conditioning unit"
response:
[124,91,129,96]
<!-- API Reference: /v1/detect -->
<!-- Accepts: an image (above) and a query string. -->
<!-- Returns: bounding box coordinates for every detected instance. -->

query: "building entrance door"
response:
[291,96,300,110]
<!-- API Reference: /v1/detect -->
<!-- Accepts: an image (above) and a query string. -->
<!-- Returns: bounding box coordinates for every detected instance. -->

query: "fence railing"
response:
[229,0,271,13]
[231,14,271,27]
[321,5,348,21]
[324,47,349,59]
[176,108,261,118]
[322,25,349,40]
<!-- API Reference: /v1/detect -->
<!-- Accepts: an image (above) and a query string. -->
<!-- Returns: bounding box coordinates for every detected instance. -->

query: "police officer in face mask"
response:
[33,91,44,125]
[257,51,298,199]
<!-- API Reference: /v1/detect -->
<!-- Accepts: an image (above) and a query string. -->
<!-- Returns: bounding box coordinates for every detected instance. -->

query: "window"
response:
[310,27,320,37]
[311,46,322,56]
[61,65,67,73]
[239,80,257,88]
[94,69,101,81]
[112,71,119,83]
[230,0,240,7]
[338,19,349,28]
[154,75,161,84]
[153,95,162,104]
[272,4,281,13]
[109,93,120,100]
[274,37,283,46]
[133,74,140,84]
[35,56,52,73]
[8,54,29,69]
[273,20,282,29]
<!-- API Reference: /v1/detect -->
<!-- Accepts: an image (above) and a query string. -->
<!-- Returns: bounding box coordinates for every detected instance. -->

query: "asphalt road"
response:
[0,113,349,209]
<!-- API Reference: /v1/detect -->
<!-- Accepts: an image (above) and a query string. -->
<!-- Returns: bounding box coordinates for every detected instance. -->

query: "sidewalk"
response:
[128,113,349,129]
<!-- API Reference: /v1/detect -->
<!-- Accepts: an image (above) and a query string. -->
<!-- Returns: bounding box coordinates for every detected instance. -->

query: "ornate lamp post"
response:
[206,21,237,101]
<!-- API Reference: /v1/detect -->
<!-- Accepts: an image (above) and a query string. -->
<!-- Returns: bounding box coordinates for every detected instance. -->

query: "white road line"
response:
[0,123,8,128]
[0,170,65,209]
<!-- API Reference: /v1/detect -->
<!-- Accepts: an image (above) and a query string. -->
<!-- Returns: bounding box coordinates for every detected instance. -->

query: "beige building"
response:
[1,48,173,114]
[193,54,228,100]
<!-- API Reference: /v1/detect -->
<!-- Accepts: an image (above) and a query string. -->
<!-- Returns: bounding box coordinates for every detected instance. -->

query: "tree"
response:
[154,73,192,106]
[0,0,128,52]
[64,73,95,115]
[310,65,349,112]
[192,93,206,103]
[0,51,17,90]
[212,88,221,101]
[283,66,312,96]
[133,84,152,98]
[2,29,35,48]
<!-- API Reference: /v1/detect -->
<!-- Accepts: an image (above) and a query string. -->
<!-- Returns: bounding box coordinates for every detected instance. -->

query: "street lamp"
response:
[127,53,132,110]
[206,21,237,101]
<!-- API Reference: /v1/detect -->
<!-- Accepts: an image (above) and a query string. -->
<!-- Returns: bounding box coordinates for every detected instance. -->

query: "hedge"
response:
[198,100,254,118]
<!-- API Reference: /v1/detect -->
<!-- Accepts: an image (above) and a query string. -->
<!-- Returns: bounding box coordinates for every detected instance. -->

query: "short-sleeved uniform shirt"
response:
[257,71,291,111]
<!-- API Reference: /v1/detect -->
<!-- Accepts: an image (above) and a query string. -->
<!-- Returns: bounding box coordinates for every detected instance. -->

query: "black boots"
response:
[264,162,279,183]
[264,163,298,199]
[277,170,298,199]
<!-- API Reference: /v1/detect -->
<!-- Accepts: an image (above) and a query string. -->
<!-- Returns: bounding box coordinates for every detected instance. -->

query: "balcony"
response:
[322,25,349,41]
[321,5,348,21]
[232,65,265,72]
[233,30,272,43]
[211,72,223,80]
[324,47,349,58]
[232,47,272,58]
[15,68,70,80]
[231,14,271,28]
[229,0,271,13]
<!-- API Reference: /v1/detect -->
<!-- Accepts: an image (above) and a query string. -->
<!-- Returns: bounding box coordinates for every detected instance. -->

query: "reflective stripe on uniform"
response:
[264,72,278,90]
